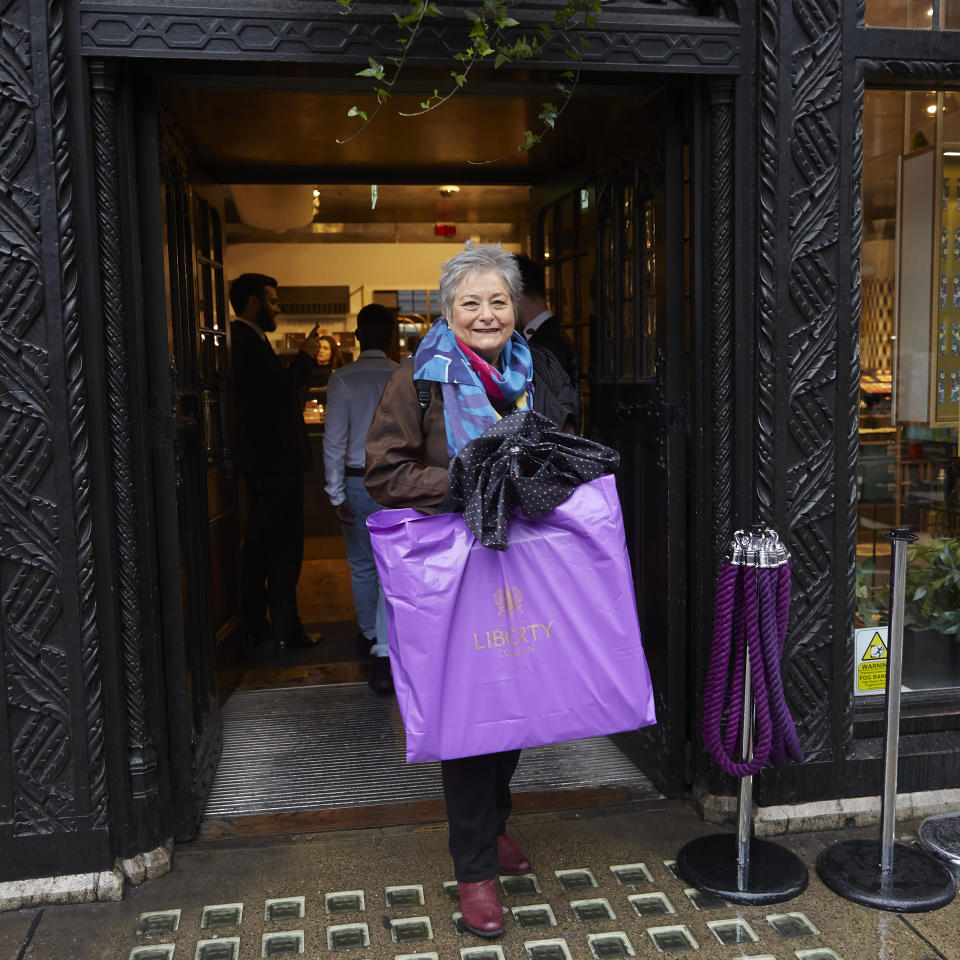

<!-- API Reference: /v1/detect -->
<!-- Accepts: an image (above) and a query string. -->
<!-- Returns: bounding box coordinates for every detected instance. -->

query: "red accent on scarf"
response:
[456,338,507,403]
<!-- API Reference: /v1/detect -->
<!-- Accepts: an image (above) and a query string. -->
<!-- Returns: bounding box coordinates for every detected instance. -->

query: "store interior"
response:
[858,88,960,692]
[159,68,623,697]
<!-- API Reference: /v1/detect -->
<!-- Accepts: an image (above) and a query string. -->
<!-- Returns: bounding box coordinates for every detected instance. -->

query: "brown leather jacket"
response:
[365,352,577,510]
[365,360,450,511]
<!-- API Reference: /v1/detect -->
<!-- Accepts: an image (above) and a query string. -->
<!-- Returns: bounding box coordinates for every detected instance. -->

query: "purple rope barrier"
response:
[702,549,803,777]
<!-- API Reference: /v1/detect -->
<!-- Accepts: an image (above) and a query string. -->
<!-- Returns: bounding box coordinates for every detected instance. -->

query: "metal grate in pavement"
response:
[130,874,835,960]
[203,683,658,819]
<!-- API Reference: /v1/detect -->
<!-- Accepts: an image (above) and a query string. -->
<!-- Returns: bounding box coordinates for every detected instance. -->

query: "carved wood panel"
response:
[756,0,848,766]
[76,1,741,71]
[0,0,108,843]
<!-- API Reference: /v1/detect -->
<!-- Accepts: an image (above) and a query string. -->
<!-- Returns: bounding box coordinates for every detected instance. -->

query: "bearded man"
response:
[229,272,322,651]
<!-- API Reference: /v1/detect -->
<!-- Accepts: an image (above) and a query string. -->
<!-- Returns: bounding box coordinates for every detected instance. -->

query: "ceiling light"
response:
[439,185,461,197]
[927,104,938,114]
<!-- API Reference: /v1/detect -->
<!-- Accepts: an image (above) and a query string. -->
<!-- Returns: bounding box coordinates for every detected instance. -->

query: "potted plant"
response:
[901,538,960,688]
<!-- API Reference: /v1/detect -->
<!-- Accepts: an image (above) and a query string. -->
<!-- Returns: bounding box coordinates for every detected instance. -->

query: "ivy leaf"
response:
[375,87,390,103]
[347,106,368,120]
[494,52,508,68]
[357,58,385,80]
[476,39,494,56]
[420,87,440,109]
[539,22,553,40]
[521,129,539,150]
[425,2,443,18]
[496,15,519,29]
[539,102,558,128]
[451,71,467,87]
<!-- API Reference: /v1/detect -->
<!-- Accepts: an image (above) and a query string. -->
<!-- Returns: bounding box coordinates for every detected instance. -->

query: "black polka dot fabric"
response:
[447,410,620,551]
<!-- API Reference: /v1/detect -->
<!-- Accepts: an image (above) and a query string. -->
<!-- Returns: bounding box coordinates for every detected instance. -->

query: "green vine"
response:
[335,0,603,157]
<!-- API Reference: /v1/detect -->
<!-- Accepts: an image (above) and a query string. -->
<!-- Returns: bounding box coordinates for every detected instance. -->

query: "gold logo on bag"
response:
[494,585,523,616]
[473,622,553,655]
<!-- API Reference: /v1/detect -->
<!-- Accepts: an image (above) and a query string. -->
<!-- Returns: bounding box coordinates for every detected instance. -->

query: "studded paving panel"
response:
[130,859,841,960]
[204,684,658,818]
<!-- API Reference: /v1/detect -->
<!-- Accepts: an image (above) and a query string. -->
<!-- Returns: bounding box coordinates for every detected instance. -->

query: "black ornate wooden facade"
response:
[1,0,959,882]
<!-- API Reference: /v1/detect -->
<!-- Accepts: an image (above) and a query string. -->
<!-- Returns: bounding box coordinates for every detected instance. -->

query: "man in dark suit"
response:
[229,272,322,650]
[513,254,580,389]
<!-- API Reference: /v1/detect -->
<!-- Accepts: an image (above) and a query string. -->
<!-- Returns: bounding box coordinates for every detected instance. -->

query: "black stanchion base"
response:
[919,811,960,867]
[816,839,956,913]
[677,834,808,905]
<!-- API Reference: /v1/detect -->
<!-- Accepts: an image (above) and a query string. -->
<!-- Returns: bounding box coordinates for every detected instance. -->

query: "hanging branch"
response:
[336,0,603,158]
[335,0,441,145]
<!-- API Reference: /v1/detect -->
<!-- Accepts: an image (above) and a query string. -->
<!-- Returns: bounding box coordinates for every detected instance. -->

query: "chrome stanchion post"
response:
[881,529,911,881]
[677,526,808,905]
[736,651,753,892]
[816,527,956,912]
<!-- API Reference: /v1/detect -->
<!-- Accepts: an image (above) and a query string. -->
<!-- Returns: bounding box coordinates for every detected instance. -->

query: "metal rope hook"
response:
[677,525,808,904]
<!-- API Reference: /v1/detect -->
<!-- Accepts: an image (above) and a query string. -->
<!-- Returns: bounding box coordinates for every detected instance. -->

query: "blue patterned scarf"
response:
[413,319,533,456]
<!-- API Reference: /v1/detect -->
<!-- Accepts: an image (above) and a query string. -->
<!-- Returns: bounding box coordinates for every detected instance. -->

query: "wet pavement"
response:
[5,797,959,960]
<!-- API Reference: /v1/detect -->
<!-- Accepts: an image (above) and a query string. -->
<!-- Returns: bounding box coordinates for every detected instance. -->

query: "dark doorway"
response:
[133,65,696,839]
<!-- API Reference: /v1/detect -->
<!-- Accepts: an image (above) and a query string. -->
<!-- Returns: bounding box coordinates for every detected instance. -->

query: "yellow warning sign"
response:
[861,632,888,661]
[855,627,888,695]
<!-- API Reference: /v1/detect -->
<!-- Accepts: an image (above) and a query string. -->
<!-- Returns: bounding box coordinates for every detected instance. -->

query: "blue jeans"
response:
[342,476,389,657]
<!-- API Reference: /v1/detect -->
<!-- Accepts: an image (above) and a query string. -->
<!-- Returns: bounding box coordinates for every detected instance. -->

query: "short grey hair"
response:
[438,242,522,319]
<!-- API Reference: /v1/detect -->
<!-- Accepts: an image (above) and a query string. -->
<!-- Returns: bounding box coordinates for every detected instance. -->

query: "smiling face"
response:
[448,270,516,364]
[317,339,332,364]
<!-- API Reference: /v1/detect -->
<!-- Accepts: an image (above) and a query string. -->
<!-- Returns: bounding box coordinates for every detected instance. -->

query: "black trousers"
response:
[241,471,306,646]
[441,749,521,882]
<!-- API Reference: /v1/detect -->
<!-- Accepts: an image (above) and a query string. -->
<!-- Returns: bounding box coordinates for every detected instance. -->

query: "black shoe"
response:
[245,621,274,649]
[287,631,322,648]
[246,630,273,650]
[368,656,394,694]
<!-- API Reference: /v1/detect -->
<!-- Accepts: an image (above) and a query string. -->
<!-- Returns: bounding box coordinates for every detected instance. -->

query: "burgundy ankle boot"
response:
[497,833,531,874]
[458,878,505,937]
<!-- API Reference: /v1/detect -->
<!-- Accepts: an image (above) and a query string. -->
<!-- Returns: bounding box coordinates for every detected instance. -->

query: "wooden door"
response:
[535,90,692,796]
[139,102,241,837]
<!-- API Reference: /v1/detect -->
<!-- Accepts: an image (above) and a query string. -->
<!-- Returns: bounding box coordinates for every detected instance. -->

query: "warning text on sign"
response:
[855,626,888,696]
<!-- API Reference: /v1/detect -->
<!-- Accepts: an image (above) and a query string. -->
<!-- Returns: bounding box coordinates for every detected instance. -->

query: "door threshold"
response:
[198,786,652,841]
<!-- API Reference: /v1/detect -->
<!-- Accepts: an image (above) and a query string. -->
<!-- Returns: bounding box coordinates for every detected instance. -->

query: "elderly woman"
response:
[365,244,575,937]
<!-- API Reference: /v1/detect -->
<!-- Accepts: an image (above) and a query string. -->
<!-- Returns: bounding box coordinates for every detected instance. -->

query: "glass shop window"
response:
[858,89,960,696]
[866,0,960,28]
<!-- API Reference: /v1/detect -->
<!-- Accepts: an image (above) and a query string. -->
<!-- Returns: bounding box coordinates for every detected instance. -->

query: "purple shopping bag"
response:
[367,474,656,762]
